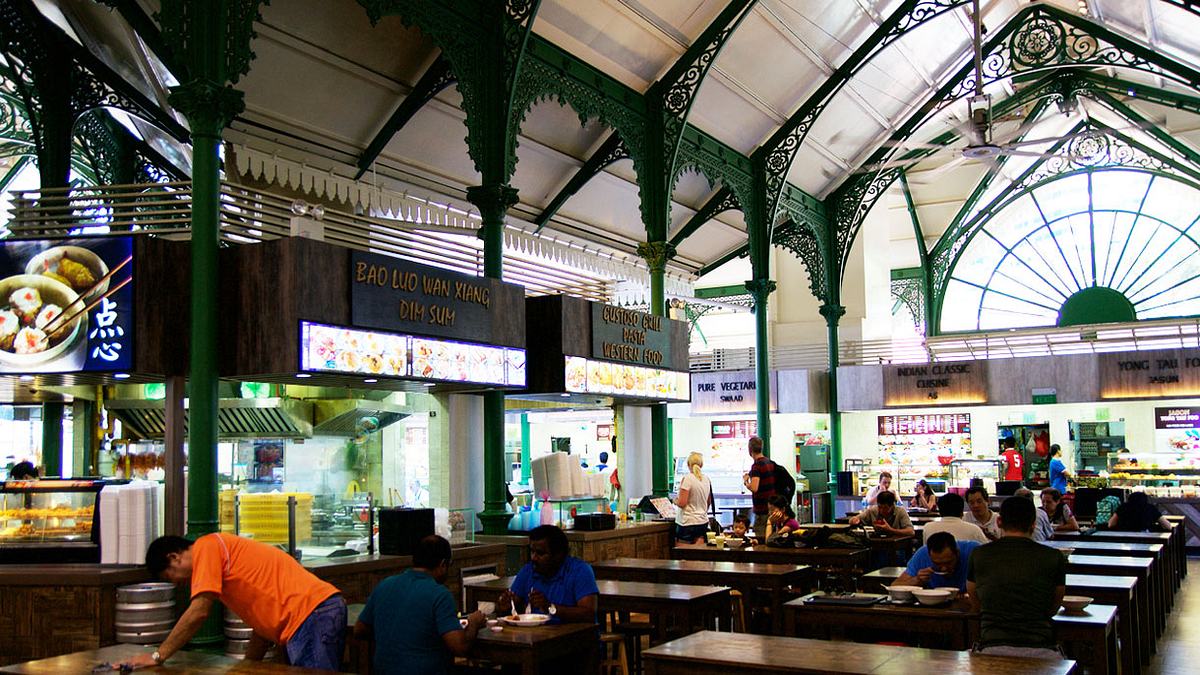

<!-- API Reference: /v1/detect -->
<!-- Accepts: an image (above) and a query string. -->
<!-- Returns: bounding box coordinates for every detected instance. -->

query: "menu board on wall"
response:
[690,369,778,415]
[350,250,522,345]
[300,321,526,386]
[883,361,987,407]
[1155,407,1200,429]
[711,420,758,439]
[563,355,689,401]
[0,236,134,373]
[1101,349,1200,399]
[878,413,971,435]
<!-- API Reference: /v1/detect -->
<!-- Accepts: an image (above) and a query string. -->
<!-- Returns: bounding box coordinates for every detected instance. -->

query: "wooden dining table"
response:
[642,630,1076,674]
[464,575,732,644]
[470,621,600,675]
[590,557,813,635]
[783,593,1118,674]
[672,542,870,589]
[1067,554,1158,663]
[0,644,329,673]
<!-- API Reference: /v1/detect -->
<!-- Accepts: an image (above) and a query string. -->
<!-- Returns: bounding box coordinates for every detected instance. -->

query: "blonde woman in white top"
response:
[674,452,713,544]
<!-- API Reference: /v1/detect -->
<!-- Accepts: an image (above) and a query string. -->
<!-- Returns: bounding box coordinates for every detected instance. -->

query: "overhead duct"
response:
[311,399,409,437]
[106,398,314,440]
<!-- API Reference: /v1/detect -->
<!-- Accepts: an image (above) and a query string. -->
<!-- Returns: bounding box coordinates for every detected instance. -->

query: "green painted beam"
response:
[355,56,454,180]
[695,283,749,298]
[532,132,626,232]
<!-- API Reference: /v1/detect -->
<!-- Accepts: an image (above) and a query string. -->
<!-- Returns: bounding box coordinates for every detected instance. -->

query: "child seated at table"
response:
[730,514,756,544]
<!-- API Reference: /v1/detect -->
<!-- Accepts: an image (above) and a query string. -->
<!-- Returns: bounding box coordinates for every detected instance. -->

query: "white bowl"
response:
[501,613,551,627]
[913,589,954,606]
[486,619,499,628]
[1061,595,1093,612]
[886,585,921,602]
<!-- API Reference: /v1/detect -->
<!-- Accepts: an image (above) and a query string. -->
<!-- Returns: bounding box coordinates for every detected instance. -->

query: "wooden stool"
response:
[613,621,654,675]
[600,631,630,675]
[730,590,748,633]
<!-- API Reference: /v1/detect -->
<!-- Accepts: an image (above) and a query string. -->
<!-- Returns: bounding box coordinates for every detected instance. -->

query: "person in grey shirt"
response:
[1013,487,1055,542]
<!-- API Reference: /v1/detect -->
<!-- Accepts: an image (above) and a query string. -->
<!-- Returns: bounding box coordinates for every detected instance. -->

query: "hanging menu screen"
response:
[878,413,971,436]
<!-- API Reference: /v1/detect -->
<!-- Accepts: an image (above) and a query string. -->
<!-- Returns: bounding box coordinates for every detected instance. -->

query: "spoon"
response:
[510,596,518,618]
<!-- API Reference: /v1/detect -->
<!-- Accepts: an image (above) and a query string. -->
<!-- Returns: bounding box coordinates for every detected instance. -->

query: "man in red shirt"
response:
[742,436,777,539]
[1000,437,1024,482]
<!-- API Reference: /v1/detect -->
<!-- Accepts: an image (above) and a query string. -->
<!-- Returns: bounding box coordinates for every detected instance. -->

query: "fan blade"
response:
[877,139,951,151]
[906,155,970,184]
[998,149,1071,159]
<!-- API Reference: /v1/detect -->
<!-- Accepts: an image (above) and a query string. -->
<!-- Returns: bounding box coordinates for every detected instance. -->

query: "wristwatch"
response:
[151,650,163,665]
[548,603,557,616]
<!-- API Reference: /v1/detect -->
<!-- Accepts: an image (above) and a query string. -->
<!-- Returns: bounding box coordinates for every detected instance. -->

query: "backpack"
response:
[772,460,797,502]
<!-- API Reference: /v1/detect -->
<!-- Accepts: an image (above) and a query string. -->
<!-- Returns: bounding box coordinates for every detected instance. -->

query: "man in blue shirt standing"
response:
[353,535,484,675]
[1048,444,1070,493]
[500,525,599,624]
[894,531,981,592]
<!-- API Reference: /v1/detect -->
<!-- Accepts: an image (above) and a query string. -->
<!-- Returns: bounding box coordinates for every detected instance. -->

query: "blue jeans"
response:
[286,594,346,670]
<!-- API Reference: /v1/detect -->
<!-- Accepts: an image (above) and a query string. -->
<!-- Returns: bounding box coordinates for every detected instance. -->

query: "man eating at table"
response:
[967,496,1067,659]
[964,486,1002,541]
[923,493,988,544]
[894,531,980,592]
[499,525,598,624]
[848,491,914,537]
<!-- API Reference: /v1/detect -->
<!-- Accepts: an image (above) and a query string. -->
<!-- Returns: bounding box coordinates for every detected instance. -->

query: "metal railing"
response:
[5,182,614,302]
[689,317,1200,372]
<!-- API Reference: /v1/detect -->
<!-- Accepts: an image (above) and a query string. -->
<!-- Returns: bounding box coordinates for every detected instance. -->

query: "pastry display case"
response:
[0,479,108,563]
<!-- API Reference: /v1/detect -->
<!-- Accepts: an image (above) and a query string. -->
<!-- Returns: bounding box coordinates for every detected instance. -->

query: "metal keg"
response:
[115,583,177,644]
[224,611,276,660]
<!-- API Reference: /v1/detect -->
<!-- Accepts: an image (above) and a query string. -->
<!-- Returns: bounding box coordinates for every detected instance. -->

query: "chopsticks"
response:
[42,254,132,329]
[44,275,132,337]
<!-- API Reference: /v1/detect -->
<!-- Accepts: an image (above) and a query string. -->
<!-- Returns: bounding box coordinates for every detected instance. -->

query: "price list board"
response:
[877,413,971,436]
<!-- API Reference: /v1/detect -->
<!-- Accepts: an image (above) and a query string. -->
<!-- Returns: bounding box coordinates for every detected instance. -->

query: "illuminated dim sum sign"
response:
[0,237,134,373]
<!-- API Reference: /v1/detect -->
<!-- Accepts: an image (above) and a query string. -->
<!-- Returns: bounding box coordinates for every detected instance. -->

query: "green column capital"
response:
[744,278,777,302]
[467,184,519,220]
[637,241,676,272]
[167,79,245,135]
[819,303,846,325]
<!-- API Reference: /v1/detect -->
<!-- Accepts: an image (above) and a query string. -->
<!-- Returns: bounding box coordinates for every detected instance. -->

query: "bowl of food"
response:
[501,613,551,627]
[913,588,954,606]
[25,246,109,304]
[886,585,921,603]
[0,274,86,368]
[1061,595,1093,613]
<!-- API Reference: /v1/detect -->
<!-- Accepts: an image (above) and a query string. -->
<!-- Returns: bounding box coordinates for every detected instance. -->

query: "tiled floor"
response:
[1147,558,1199,674]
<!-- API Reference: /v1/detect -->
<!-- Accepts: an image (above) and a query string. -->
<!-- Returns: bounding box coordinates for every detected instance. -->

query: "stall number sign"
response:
[882,361,987,407]
[878,413,971,436]
[1155,407,1200,429]
[351,250,499,343]
[1101,348,1200,399]
[591,304,670,366]
[711,420,758,439]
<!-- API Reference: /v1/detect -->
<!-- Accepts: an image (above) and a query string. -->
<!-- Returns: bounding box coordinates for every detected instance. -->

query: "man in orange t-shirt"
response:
[123,533,345,670]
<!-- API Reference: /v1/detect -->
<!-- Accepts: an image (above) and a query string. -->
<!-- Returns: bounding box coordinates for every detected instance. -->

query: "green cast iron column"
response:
[746,279,777,452]
[821,303,846,481]
[520,413,531,485]
[41,403,64,477]
[469,184,518,535]
[639,241,673,497]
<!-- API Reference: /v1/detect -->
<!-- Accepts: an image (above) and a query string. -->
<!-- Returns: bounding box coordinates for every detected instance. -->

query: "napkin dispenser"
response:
[378,507,434,556]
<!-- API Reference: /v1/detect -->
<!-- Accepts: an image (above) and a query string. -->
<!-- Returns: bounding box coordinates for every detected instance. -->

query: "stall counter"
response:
[0,543,505,666]
[478,520,672,572]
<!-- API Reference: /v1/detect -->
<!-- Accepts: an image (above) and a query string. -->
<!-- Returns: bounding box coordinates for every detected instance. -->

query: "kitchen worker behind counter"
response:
[126,534,346,670]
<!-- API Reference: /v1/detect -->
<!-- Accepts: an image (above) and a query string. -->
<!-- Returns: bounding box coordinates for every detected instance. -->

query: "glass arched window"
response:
[939,169,1200,332]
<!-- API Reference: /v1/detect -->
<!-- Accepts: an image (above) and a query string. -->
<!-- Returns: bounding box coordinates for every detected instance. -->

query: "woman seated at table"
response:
[1039,488,1079,533]
[864,471,896,506]
[910,480,937,512]
[673,451,713,544]
[765,495,801,539]
[1108,491,1171,532]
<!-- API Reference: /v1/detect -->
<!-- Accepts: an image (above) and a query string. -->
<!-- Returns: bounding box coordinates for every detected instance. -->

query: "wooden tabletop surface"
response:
[592,557,810,577]
[642,631,1075,674]
[0,644,329,673]
[1068,554,1154,569]
[0,564,150,586]
[1064,573,1139,591]
[473,621,598,647]
[1056,531,1172,542]
[467,575,730,601]
[786,593,1116,628]
[673,543,868,559]
[1045,540,1163,554]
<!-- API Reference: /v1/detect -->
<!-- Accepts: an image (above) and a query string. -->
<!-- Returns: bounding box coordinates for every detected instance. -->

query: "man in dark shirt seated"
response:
[354,535,484,675]
[967,496,1067,659]
[499,525,599,624]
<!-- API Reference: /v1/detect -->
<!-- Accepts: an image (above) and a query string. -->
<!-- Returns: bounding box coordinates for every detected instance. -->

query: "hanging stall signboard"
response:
[591,304,673,367]
[0,237,135,373]
[882,360,987,407]
[711,420,758,439]
[1155,407,1200,429]
[690,369,778,415]
[1100,348,1200,399]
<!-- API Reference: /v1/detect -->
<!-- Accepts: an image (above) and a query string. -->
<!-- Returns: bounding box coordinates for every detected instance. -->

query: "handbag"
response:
[706,477,723,534]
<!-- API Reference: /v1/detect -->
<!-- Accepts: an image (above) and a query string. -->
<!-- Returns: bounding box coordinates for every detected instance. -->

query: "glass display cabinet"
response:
[0,479,109,563]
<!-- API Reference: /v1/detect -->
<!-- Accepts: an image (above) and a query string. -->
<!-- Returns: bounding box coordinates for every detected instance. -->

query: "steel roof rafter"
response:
[354,55,455,180]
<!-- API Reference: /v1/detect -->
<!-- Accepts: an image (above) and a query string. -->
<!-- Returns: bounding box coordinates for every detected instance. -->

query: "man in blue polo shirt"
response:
[894,531,981,592]
[353,535,484,675]
[500,525,598,624]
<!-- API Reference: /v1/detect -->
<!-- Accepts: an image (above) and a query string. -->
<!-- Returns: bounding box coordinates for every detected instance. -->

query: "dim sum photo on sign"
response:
[0,237,134,373]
